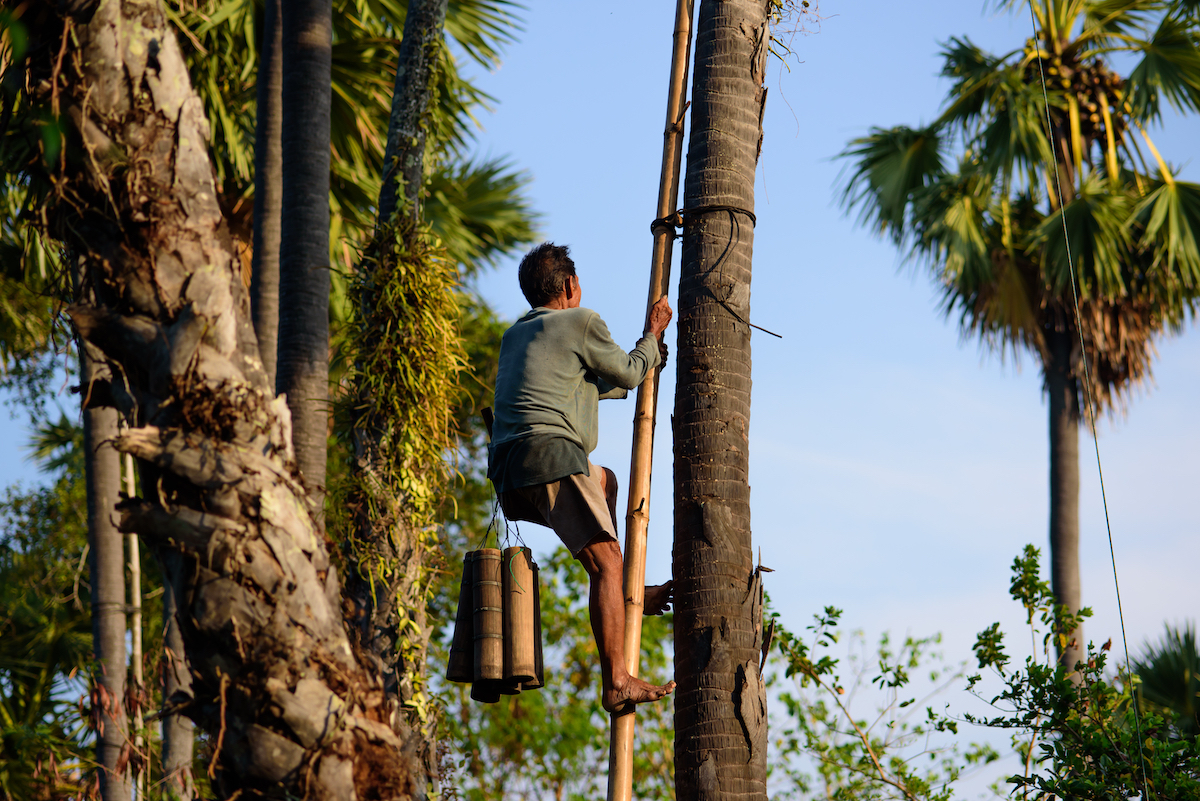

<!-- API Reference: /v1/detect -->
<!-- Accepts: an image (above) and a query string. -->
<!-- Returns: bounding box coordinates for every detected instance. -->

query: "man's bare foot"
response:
[644,581,673,615]
[603,675,677,714]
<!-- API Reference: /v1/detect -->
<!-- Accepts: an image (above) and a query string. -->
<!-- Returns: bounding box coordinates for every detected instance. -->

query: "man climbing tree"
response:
[673,0,770,798]
[488,242,677,713]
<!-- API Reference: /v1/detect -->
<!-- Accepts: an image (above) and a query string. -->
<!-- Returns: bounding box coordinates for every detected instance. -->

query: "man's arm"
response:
[581,297,674,392]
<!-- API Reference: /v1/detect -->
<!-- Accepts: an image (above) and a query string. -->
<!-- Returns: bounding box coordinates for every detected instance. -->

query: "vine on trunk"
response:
[331,216,465,736]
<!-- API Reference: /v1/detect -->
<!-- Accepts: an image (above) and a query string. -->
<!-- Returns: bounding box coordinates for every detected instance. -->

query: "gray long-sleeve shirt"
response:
[488,306,660,492]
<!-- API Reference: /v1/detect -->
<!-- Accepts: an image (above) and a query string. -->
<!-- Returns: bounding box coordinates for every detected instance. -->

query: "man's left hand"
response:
[658,339,669,367]
[644,581,673,615]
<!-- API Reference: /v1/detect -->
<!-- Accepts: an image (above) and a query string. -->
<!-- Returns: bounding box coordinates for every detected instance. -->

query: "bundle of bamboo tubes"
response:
[446,546,544,703]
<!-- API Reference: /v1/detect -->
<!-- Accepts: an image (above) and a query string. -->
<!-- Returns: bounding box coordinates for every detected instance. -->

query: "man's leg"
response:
[597,466,674,616]
[576,536,675,713]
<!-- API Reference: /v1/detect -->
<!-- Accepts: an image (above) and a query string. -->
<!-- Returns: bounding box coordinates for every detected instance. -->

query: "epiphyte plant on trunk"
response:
[839,0,1200,673]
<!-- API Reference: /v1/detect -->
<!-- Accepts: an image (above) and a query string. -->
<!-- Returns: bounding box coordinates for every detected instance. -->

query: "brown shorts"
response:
[499,461,617,556]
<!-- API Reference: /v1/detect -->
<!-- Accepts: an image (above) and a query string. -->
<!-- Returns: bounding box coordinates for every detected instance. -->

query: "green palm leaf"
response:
[1029,174,1135,298]
[839,125,945,243]
[1122,9,1200,122]
[1134,624,1200,738]
[446,0,523,69]
[937,36,1012,132]
[1134,177,1200,290]
[977,68,1057,182]
[426,159,538,277]
[1080,0,1163,46]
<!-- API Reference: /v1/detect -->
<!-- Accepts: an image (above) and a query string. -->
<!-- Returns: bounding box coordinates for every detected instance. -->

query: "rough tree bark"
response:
[377,0,448,229]
[1045,324,1083,671]
[35,1,423,796]
[250,0,283,389]
[82,351,131,801]
[277,0,332,506]
[672,1,769,799]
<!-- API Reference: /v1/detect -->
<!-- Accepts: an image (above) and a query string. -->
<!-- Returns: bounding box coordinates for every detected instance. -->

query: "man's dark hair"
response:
[518,242,576,307]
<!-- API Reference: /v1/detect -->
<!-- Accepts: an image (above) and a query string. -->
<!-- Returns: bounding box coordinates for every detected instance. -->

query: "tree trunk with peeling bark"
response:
[22,1,424,796]
[277,0,331,508]
[672,1,769,798]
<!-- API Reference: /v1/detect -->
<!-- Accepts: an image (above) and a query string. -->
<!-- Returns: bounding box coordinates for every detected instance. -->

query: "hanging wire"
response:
[1024,2,1150,794]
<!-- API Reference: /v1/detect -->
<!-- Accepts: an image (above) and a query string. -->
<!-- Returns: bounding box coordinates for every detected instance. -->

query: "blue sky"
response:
[455,0,1198,656]
[1,0,1196,793]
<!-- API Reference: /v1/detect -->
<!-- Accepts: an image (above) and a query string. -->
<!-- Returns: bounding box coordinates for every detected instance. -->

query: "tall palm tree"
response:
[840,0,1200,672]
[278,0,334,508]
[673,1,770,798]
[251,0,283,390]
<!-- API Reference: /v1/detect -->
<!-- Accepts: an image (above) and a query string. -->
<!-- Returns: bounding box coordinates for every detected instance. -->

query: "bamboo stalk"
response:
[606,1,694,798]
[472,548,504,682]
[503,546,536,683]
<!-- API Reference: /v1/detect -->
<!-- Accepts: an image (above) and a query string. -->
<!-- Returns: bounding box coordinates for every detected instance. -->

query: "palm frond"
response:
[28,413,82,477]
[936,36,1007,131]
[1133,177,1200,290]
[838,125,945,244]
[1081,0,1163,46]
[977,70,1057,183]
[1029,174,1135,299]
[445,0,523,69]
[1134,623,1200,738]
[1122,9,1200,122]
[426,159,538,277]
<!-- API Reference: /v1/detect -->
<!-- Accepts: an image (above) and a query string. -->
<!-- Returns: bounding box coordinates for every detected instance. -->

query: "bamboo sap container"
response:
[472,548,504,682]
[470,679,502,704]
[523,559,545,691]
[502,547,537,684]
[445,552,475,683]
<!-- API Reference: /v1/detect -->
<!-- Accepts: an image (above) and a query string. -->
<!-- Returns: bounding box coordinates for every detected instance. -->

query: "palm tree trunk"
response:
[277,0,332,507]
[672,1,769,798]
[345,0,447,672]
[378,0,448,227]
[1045,326,1083,671]
[82,353,130,801]
[250,0,283,389]
[160,550,194,801]
[35,2,425,795]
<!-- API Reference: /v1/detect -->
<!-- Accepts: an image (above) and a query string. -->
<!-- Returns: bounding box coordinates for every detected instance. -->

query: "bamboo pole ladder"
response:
[606,1,695,798]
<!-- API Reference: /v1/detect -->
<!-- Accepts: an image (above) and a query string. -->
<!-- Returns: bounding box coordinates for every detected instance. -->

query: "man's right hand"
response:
[646,295,673,339]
